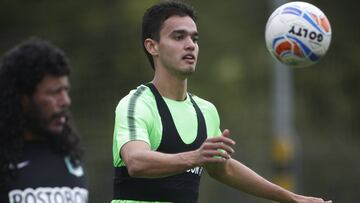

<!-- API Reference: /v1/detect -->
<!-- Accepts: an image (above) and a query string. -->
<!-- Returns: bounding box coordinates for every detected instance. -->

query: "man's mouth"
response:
[182,54,196,64]
[52,111,68,125]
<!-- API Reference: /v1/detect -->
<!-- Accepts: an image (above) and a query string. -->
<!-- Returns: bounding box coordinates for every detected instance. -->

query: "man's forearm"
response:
[206,158,297,203]
[124,148,198,178]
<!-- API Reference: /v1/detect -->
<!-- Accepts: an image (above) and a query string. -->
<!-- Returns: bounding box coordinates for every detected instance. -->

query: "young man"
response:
[0,38,88,203]
[112,1,332,203]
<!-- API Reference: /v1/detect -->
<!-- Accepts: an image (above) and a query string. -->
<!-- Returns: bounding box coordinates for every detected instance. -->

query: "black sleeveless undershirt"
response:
[113,83,207,203]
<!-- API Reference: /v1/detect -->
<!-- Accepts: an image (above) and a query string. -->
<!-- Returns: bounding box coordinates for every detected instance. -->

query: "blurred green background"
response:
[1,0,359,202]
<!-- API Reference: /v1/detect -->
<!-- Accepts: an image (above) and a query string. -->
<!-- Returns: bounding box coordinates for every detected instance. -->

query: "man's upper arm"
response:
[113,94,153,166]
[121,140,151,166]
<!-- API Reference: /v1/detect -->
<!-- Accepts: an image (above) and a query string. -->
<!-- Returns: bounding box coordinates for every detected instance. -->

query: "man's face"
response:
[157,15,199,76]
[23,75,71,136]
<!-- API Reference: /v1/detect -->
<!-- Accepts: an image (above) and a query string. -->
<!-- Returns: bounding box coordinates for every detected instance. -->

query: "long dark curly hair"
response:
[0,37,83,187]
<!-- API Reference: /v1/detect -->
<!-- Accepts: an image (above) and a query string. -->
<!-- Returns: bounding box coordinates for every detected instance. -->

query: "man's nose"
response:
[185,37,195,50]
[59,91,71,108]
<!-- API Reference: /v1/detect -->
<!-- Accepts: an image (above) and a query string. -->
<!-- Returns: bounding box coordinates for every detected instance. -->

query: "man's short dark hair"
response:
[142,0,197,69]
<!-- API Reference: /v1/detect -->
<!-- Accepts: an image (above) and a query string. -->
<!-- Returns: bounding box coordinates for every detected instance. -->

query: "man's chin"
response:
[48,125,65,135]
[181,67,195,76]
[43,121,65,135]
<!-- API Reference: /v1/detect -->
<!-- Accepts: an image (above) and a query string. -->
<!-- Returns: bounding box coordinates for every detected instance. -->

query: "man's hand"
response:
[290,194,332,203]
[193,129,235,166]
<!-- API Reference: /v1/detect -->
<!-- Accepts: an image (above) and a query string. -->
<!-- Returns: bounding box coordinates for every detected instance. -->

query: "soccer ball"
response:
[265,1,332,67]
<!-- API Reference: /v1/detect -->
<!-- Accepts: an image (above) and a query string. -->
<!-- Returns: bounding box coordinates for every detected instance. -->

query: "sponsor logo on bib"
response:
[64,157,84,177]
[8,187,88,203]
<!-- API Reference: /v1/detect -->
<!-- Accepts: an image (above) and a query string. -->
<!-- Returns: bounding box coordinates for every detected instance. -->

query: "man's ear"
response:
[144,38,159,56]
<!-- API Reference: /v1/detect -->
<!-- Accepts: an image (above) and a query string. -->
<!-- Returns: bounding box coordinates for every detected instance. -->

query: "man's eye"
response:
[174,35,183,40]
[48,87,69,95]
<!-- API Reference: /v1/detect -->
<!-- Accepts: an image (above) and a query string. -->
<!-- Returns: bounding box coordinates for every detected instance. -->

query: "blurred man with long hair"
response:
[0,37,88,203]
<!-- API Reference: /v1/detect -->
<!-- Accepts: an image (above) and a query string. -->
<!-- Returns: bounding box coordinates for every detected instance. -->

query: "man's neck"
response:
[151,72,188,101]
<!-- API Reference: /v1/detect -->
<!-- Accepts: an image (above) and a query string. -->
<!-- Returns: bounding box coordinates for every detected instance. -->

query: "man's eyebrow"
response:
[171,29,199,36]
